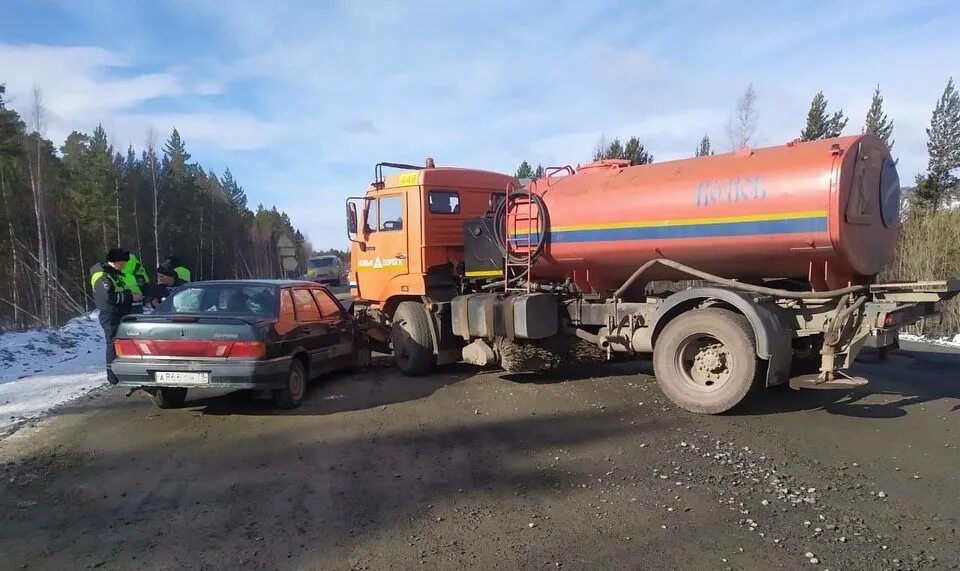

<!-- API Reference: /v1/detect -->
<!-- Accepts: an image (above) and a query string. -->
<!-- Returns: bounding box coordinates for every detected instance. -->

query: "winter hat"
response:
[157,263,177,278]
[107,247,130,263]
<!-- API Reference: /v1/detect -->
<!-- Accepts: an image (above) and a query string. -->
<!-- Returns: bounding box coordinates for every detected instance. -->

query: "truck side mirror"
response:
[347,202,358,235]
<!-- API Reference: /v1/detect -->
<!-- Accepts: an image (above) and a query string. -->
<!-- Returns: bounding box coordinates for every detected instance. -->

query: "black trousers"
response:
[101,321,120,384]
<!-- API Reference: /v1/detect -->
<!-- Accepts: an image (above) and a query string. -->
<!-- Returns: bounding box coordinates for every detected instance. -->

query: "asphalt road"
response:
[0,342,958,570]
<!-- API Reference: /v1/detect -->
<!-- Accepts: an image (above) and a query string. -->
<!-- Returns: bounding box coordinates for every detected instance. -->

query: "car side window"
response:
[293,288,322,322]
[277,289,297,335]
[311,289,343,320]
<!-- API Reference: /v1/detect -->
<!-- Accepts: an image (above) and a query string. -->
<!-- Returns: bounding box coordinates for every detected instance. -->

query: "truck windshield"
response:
[156,284,278,316]
[308,258,337,268]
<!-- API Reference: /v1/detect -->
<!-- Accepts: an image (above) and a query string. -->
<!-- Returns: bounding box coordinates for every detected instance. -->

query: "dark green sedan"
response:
[112,280,372,409]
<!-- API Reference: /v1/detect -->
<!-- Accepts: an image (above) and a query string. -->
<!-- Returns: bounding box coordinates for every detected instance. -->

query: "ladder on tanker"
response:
[503,187,539,293]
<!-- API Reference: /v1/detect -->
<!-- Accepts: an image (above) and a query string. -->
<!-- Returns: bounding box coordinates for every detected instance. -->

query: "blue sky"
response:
[1,0,957,249]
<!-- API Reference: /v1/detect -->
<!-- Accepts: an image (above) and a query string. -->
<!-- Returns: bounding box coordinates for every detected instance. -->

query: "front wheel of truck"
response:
[392,301,436,376]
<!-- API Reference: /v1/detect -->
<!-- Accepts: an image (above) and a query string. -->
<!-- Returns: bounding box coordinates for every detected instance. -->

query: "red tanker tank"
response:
[511,134,900,293]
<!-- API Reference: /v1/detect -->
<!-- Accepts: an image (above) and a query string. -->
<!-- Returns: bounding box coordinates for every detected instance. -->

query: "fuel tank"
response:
[516,135,900,293]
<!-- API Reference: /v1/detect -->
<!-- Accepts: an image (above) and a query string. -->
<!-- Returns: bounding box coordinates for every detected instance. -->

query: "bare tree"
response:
[146,127,161,269]
[726,83,759,151]
[28,87,52,325]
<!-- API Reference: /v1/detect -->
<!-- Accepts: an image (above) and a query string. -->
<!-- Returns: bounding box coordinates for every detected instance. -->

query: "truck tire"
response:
[653,308,762,414]
[274,358,307,409]
[392,301,436,376]
[151,387,188,409]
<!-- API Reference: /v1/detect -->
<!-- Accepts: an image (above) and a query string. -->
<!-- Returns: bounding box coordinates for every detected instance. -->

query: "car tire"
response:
[653,308,762,415]
[332,278,341,287]
[391,301,435,376]
[274,358,307,409]
[151,387,188,409]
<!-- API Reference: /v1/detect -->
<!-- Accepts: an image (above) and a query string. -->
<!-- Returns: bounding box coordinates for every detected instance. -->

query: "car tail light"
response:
[114,339,142,357]
[229,341,266,359]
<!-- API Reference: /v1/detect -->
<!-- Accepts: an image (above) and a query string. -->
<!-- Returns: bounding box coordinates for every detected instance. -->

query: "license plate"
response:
[155,371,209,384]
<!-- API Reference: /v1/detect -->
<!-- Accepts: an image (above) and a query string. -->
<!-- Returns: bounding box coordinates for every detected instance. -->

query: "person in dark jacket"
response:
[90,247,141,384]
[147,262,188,308]
[164,255,191,282]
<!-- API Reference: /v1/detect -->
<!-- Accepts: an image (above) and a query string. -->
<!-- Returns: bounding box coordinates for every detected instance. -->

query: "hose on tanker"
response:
[481,189,549,290]
[613,258,869,300]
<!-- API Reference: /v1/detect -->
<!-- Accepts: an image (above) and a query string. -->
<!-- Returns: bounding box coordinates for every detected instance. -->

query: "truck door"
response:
[356,194,409,301]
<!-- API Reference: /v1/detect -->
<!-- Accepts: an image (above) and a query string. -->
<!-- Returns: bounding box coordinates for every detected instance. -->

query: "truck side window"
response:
[429,190,460,214]
[379,196,403,231]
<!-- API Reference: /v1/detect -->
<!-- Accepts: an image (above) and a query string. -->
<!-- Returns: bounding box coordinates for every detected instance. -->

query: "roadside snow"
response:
[899,332,960,348]
[0,312,106,434]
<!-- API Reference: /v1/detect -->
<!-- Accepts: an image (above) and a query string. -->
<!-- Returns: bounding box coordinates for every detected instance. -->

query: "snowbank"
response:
[0,312,106,434]
[899,333,960,348]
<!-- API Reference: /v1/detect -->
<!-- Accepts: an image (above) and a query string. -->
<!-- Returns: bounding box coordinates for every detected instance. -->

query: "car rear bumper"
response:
[112,356,292,390]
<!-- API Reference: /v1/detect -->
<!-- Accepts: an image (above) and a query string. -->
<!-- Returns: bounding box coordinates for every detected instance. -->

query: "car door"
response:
[311,287,354,367]
[291,287,334,375]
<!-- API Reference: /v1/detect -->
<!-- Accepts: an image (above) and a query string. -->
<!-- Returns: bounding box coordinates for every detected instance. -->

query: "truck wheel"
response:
[274,358,306,409]
[151,387,188,409]
[392,301,436,376]
[653,308,761,414]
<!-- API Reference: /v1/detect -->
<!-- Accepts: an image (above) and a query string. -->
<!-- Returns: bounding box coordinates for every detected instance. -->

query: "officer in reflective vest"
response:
[122,253,151,314]
[90,247,140,384]
[165,255,191,282]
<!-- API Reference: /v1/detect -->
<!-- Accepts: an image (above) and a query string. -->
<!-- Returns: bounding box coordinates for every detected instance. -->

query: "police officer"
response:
[122,252,151,314]
[90,248,140,384]
[147,262,188,308]
[164,255,191,282]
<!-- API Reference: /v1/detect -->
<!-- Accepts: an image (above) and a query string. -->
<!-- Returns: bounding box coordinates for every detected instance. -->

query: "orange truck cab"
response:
[346,160,516,372]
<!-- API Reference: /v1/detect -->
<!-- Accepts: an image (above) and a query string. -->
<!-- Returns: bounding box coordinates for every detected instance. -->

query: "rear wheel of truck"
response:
[392,301,435,376]
[653,308,761,415]
[151,387,188,409]
[274,358,306,409]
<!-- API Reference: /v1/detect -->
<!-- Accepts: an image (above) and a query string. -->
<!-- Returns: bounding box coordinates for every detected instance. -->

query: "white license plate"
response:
[155,371,209,384]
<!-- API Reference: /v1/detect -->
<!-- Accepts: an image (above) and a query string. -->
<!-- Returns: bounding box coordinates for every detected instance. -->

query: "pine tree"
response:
[913,78,960,211]
[515,161,533,180]
[604,138,625,161]
[532,164,544,180]
[623,137,653,165]
[695,135,712,157]
[221,167,247,211]
[800,91,848,141]
[864,85,894,151]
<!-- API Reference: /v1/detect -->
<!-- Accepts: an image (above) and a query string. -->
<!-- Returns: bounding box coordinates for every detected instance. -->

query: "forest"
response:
[0,84,310,330]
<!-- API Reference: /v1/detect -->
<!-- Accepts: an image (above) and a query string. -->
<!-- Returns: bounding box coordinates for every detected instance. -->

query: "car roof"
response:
[186,279,327,288]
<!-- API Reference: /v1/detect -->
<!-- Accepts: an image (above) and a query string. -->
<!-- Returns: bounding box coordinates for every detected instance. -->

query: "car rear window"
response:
[308,257,337,268]
[156,284,278,316]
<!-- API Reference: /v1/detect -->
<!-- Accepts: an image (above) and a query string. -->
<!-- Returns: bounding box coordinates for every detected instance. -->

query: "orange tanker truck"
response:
[346,136,959,414]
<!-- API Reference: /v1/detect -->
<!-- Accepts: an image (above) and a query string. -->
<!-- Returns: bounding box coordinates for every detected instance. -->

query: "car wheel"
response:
[151,387,188,409]
[391,301,435,376]
[653,308,761,414]
[274,358,307,409]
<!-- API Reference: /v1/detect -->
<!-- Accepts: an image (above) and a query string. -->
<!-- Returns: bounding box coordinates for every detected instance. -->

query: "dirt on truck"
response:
[345,137,959,414]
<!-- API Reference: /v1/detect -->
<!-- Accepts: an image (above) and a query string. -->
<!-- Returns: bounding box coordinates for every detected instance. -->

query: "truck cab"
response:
[346,160,516,371]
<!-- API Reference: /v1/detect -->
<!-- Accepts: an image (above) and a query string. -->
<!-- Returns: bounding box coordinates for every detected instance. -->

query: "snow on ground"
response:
[0,312,106,434]
[899,332,960,348]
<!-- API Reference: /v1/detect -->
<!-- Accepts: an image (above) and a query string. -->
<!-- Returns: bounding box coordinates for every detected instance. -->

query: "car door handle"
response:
[302,327,312,333]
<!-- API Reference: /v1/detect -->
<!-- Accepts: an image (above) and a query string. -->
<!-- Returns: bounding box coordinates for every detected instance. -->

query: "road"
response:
[0,342,958,570]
